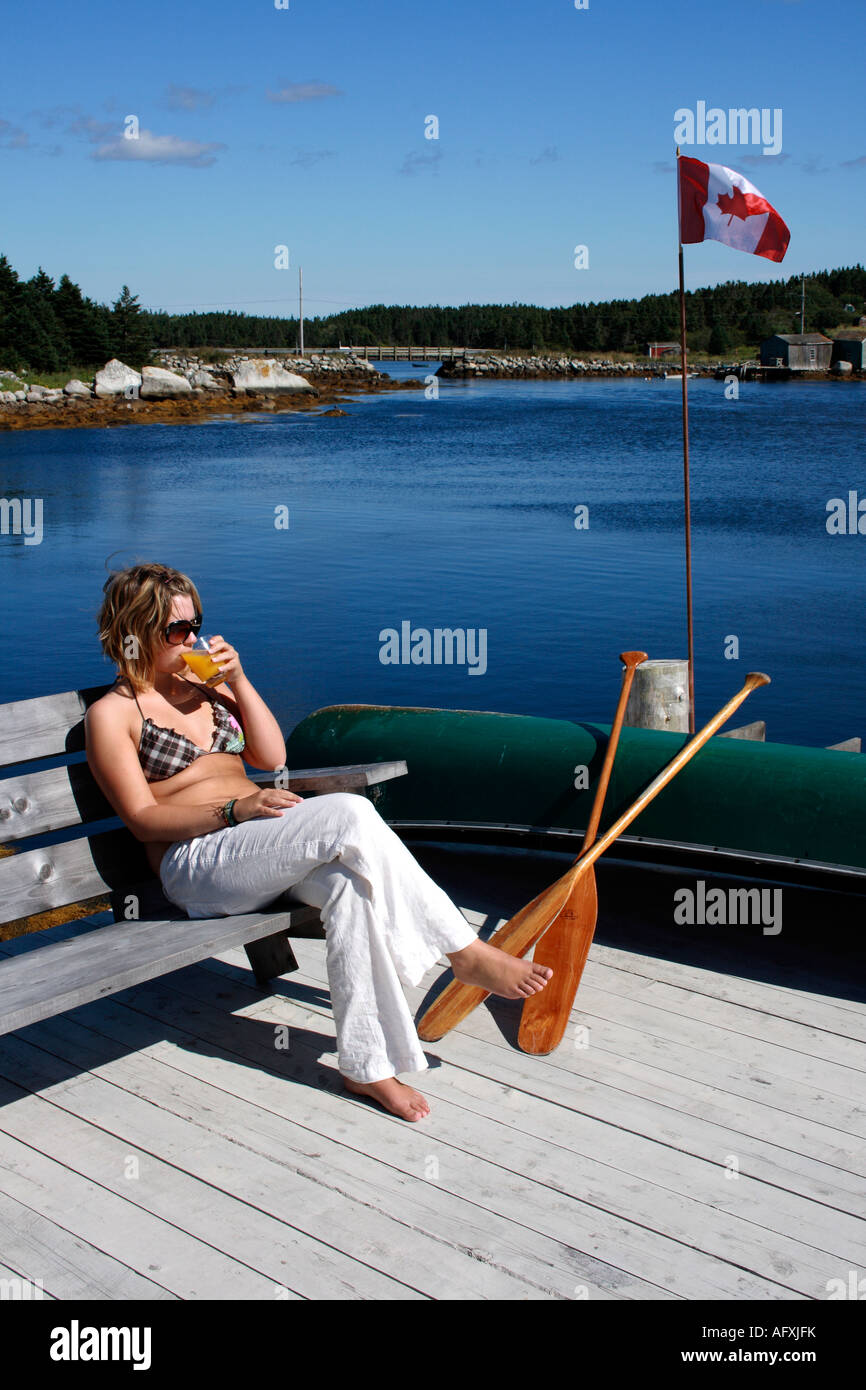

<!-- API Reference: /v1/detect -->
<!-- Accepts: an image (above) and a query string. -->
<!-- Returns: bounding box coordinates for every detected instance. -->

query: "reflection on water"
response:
[0,376,863,747]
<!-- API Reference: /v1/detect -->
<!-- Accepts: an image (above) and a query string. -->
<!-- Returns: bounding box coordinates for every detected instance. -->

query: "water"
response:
[1,373,863,747]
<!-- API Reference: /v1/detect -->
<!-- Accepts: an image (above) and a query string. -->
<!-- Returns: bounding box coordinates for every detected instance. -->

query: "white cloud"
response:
[92,129,226,166]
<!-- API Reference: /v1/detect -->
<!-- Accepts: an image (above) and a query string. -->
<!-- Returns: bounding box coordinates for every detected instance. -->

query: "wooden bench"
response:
[0,684,407,1037]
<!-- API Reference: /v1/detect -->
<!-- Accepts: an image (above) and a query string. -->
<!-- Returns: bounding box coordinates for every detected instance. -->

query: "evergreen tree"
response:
[21,269,67,372]
[0,254,24,370]
[110,285,153,364]
[54,274,111,366]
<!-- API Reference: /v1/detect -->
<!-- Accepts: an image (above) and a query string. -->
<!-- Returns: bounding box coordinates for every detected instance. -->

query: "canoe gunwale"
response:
[390,819,866,894]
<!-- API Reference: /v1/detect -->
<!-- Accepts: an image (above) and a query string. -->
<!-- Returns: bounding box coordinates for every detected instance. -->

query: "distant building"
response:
[647,341,680,359]
[832,330,866,370]
[759,333,833,370]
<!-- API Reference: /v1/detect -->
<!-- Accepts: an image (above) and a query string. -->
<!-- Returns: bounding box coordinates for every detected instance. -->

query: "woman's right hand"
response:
[234,788,304,822]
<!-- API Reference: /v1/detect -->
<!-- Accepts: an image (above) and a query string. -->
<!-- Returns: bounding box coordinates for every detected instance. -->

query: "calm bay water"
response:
[1,371,864,748]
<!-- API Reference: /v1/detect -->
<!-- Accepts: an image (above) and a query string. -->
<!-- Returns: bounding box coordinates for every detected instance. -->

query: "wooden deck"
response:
[0,846,863,1302]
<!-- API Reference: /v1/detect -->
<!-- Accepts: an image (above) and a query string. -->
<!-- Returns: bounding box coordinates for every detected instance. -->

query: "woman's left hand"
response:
[208,636,244,685]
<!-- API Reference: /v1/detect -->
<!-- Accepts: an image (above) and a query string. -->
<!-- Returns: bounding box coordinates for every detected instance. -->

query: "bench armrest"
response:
[246,760,407,793]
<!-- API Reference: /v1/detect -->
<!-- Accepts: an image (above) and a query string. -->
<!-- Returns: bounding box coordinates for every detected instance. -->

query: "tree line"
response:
[1,251,863,374]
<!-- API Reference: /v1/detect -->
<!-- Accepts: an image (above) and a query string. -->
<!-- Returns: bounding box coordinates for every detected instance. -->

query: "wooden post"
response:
[624,659,690,733]
[676,148,696,733]
[298,267,304,355]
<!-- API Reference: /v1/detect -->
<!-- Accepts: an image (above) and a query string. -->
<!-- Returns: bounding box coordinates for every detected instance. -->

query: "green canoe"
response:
[285,704,866,886]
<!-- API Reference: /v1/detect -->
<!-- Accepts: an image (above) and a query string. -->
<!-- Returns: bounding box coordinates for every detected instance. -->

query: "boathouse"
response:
[831,330,866,370]
[646,341,680,359]
[760,333,833,370]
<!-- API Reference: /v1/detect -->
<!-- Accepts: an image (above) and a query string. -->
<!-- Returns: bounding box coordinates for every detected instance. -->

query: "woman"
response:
[85,563,552,1122]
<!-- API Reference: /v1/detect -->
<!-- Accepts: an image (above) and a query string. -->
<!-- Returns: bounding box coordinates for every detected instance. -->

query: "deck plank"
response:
[587,944,866,1033]
[0,1187,174,1300]
[53,960,828,1299]
[1,867,863,1302]
[200,950,866,1201]
[243,946,863,1289]
[0,1122,295,1300]
[5,978,786,1299]
[580,971,866,1071]
[0,1027,566,1300]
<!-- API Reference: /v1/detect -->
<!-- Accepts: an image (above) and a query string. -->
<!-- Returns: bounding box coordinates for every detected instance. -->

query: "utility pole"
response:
[801,275,805,335]
[299,266,304,355]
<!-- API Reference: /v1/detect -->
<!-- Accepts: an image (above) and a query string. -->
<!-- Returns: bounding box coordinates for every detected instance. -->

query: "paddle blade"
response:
[416,868,580,1042]
[518,869,598,1055]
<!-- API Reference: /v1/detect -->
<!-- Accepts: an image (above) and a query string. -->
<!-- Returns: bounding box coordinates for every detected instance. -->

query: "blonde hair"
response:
[97,562,202,694]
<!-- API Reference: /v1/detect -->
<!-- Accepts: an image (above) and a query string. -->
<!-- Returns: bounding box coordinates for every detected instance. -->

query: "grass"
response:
[0,367,99,390]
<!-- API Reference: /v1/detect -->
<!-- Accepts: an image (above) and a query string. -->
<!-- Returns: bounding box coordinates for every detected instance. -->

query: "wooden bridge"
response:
[337,345,475,362]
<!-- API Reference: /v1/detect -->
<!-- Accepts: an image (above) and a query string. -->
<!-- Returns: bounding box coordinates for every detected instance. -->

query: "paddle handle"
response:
[564,671,770,884]
[582,651,646,852]
[416,672,769,1042]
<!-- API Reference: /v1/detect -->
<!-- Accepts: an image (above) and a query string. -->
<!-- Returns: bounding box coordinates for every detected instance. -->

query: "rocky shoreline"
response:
[0,352,422,432]
[1,349,857,430]
[437,353,712,379]
[436,352,859,381]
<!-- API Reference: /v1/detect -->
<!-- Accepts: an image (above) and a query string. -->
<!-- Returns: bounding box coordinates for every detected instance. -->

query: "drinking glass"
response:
[181,635,223,686]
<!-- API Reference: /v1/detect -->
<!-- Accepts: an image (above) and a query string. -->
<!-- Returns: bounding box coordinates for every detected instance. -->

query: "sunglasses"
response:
[163,615,203,644]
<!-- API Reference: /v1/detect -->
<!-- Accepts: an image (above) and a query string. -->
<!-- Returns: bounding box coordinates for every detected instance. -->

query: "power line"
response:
[143,294,373,311]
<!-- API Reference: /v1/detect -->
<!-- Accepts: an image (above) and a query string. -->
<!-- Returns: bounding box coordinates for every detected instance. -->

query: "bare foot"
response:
[343,1074,431,1121]
[448,938,553,999]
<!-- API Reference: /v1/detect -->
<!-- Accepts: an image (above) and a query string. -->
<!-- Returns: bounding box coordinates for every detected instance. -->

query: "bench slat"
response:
[0,763,114,842]
[0,760,408,845]
[0,832,147,926]
[0,686,110,767]
[0,905,320,1035]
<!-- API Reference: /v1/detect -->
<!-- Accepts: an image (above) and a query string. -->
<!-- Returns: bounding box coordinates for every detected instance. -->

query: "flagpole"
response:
[676,146,696,733]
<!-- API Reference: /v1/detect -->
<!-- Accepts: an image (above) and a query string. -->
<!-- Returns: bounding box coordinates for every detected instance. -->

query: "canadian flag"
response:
[678,155,790,262]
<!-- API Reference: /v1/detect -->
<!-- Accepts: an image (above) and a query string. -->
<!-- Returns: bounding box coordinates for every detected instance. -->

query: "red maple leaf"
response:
[716,185,769,225]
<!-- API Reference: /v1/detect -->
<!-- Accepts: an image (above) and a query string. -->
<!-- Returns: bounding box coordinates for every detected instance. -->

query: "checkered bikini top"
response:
[127,677,245,782]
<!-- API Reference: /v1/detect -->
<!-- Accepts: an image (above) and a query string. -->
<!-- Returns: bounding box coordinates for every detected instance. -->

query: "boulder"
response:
[230,359,314,392]
[64,379,92,397]
[140,366,193,399]
[190,368,223,391]
[94,359,142,397]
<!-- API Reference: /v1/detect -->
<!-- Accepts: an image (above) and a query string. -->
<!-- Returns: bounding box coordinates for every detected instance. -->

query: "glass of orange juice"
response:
[181,635,223,686]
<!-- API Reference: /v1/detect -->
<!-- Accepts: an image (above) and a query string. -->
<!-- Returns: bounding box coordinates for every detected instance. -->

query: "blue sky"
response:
[2,0,863,317]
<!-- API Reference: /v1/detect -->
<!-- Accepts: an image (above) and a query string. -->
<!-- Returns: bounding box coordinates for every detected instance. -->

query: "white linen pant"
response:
[158,792,476,1082]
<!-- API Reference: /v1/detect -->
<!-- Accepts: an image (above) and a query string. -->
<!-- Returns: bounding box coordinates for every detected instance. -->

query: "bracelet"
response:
[219,798,238,828]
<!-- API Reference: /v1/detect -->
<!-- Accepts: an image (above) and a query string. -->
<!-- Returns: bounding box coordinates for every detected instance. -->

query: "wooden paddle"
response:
[518,652,646,1054]
[417,671,770,1043]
